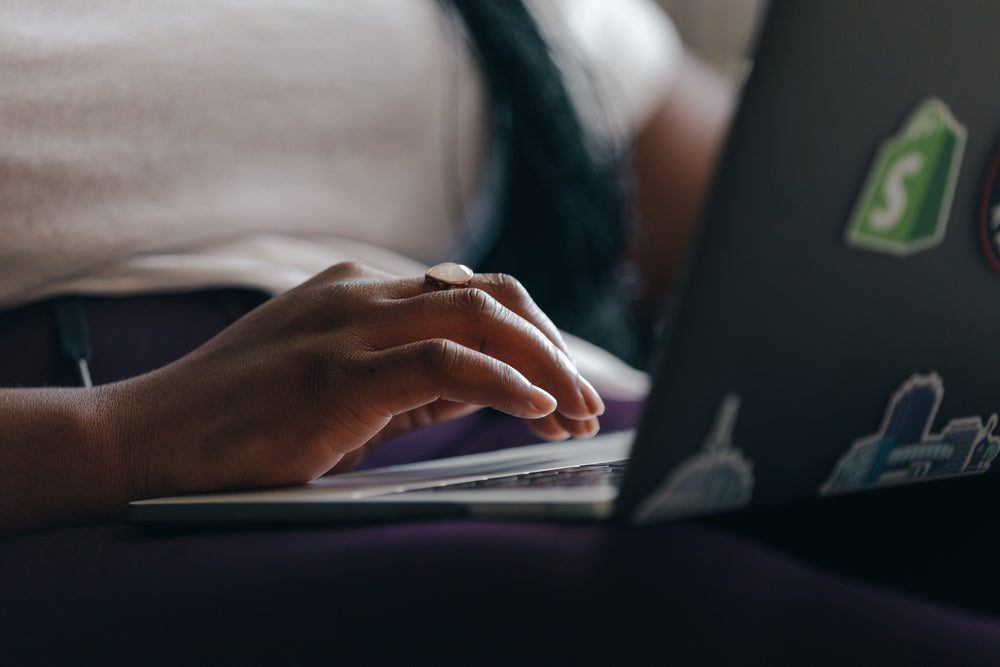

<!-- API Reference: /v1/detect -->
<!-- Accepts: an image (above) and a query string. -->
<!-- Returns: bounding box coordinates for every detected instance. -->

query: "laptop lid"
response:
[619,0,1000,521]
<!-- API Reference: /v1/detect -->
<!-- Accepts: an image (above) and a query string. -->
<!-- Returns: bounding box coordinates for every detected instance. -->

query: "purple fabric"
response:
[0,290,268,388]
[4,520,1000,665]
[4,400,1000,665]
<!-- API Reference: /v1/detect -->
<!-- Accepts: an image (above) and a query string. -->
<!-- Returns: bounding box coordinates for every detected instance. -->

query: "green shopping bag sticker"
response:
[845,97,966,256]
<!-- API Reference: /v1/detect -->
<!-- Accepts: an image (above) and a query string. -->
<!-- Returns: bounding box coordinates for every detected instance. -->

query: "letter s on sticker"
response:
[870,152,925,230]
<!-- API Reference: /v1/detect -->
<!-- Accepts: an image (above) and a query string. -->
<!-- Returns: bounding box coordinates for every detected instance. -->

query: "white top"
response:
[0,0,680,394]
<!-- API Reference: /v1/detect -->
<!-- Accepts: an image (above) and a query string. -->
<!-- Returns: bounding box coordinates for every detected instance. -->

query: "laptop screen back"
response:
[618,0,1000,520]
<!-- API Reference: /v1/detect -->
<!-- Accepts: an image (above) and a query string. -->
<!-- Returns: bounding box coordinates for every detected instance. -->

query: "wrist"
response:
[85,381,151,505]
[90,374,195,505]
[0,386,138,534]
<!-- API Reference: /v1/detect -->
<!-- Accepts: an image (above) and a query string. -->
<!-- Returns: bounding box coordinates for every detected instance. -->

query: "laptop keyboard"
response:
[417,460,627,492]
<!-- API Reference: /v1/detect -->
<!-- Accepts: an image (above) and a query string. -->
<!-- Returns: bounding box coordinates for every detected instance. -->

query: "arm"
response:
[0,263,605,536]
[629,52,735,322]
[0,388,129,534]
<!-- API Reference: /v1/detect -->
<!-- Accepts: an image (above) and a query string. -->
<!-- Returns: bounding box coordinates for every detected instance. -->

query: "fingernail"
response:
[578,376,605,416]
[529,386,557,415]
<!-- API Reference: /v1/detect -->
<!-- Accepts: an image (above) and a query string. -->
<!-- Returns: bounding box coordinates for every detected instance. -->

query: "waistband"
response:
[0,289,270,388]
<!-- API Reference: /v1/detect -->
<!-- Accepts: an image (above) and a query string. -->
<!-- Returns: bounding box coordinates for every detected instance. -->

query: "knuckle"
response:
[325,261,368,280]
[492,272,531,305]
[417,338,461,377]
[450,287,496,321]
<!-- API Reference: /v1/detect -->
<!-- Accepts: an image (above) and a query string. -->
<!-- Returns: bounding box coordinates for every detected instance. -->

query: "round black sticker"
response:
[978,140,1000,274]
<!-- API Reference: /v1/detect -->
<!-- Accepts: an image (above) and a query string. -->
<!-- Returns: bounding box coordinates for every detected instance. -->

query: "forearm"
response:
[0,387,130,535]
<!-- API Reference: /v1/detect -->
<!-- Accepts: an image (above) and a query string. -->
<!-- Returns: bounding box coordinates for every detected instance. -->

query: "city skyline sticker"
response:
[633,394,754,524]
[844,97,967,257]
[819,374,999,496]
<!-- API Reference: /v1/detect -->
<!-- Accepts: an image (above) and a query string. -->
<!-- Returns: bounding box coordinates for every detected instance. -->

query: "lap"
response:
[4,517,999,665]
[4,398,1000,665]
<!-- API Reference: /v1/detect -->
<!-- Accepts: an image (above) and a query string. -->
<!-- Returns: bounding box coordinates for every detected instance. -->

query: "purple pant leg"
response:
[3,520,1000,665]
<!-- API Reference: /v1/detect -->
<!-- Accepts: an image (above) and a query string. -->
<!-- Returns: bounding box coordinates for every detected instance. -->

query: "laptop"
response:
[129,0,1000,526]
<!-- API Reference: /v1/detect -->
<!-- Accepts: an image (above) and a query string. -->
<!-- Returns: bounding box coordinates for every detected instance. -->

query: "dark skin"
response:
[0,54,733,537]
[629,53,734,322]
[0,264,604,535]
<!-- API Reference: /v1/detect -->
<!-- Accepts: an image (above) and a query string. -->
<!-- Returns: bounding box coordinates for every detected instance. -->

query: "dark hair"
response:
[445,0,643,365]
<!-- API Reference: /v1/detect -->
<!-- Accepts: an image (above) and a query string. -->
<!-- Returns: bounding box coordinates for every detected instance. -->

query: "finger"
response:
[472,274,607,417]
[310,263,568,361]
[525,414,572,441]
[310,266,605,418]
[326,400,483,476]
[554,413,601,439]
[467,273,570,358]
[386,272,571,358]
[423,272,605,416]
[382,400,481,437]
[362,339,559,421]
[526,414,600,441]
[374,287,599,419]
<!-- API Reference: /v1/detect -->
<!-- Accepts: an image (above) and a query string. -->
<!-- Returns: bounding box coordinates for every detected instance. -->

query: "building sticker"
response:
[845,97,967,256]
[634,395,754,524]
[978,139,1000,274]
[819,374,999,496]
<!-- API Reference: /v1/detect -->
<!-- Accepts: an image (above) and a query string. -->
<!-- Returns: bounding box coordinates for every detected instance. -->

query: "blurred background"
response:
[656,0,766,81]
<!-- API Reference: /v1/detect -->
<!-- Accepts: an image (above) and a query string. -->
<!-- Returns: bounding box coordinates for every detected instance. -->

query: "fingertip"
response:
[528,415,573,441]
[529,385,558,416]
[579,376,606,416]
[536,429,572,442]
[558,415,601,439]
[581,417,601,438]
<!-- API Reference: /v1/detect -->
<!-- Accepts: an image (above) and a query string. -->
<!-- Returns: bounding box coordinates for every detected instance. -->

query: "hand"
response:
[104,262,605,500]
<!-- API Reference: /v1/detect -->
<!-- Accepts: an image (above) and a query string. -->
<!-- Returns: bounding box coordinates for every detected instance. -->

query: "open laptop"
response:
[130,0,1000,526]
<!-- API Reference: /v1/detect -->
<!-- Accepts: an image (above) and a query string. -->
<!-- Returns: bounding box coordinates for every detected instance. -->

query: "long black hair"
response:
[445,0,643,365]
